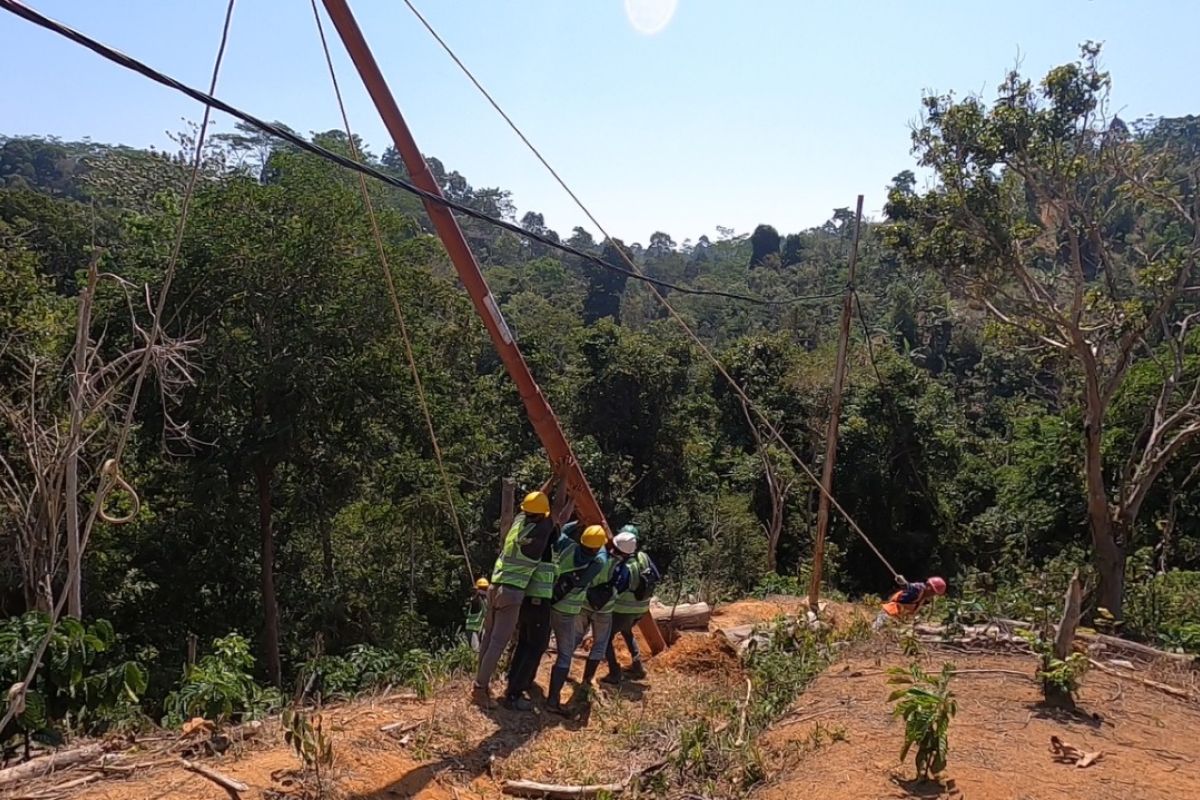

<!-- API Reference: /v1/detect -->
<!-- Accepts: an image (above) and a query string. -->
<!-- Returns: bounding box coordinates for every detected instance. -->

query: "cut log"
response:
[1076,631,1198,667]
[502,778,627,798]
[0,744,110,789]
[650,601,710,630]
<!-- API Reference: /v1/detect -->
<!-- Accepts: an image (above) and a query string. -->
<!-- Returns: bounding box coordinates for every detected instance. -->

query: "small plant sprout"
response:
[887,662,957,781]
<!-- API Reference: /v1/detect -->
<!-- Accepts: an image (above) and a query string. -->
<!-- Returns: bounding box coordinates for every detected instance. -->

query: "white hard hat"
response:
[613,531,637,555]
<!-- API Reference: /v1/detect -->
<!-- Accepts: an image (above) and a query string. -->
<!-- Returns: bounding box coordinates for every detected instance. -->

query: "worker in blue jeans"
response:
[545,524,609,714]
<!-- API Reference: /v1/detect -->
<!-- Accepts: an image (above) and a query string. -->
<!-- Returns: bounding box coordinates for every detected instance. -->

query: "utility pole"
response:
[319,0,665,653]
[808,195,864,611]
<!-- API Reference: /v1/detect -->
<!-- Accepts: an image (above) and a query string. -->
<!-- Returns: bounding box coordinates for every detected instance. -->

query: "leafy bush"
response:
[0,612,147,740]
[297,641,477,701]
[746,620,834,726]
[163,634,280,726]
[282,707,335,794]
[1125,568,1200,653]
[751,573,805,599]
[1017,629,1089,705]
[887,662,956,780]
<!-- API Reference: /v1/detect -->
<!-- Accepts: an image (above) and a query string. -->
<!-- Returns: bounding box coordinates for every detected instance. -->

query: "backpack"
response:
[632,555,660,601]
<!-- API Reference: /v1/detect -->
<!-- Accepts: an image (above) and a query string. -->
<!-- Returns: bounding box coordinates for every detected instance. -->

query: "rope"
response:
[0,0,838,309]
[0,0,238,736]
[401,1,904,583]
[309,0,475,582]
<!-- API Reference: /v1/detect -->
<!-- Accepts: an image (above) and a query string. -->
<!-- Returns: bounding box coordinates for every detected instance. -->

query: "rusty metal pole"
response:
[807,195,864,612]
[319,0,665,653]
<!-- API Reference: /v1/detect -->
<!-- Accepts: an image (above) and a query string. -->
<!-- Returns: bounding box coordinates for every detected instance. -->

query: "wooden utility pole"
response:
[807,195,865,610]
[319,0,665,653]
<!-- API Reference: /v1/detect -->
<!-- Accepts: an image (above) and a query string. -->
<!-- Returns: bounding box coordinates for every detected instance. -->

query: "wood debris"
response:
[1050,736,1103,768]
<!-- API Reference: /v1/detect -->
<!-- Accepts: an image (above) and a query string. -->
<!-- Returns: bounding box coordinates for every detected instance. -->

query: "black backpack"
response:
[633,555,660,601]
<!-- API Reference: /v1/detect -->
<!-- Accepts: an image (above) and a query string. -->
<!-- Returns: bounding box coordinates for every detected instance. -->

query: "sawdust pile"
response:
[653,632,741,678]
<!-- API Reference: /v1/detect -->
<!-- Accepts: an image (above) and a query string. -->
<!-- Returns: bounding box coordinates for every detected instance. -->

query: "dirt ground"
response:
[8,601,1198,800]
[754,647,1200,800]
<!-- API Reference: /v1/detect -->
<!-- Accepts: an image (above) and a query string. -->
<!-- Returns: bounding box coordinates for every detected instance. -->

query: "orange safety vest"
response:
[881,587,930,619]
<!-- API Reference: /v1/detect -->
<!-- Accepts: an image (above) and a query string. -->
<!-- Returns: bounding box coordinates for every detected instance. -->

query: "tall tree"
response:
[886,45,1200,618]
[749,224,781,267]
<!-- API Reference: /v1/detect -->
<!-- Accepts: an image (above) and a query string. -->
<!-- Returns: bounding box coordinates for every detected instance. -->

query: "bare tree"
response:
[740,398,795,573]
[0,250,199,616]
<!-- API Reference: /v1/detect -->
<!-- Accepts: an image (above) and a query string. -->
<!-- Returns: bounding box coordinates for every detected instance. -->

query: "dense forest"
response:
[2,47,1199,729]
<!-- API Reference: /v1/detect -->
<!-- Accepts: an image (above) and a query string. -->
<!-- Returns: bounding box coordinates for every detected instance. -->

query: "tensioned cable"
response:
[400,0,903,581]
[308,0,475,582]
[0,0,837,309]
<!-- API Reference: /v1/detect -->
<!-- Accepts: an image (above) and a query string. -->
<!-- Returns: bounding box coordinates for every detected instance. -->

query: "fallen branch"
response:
[180,759,248,794]
[1077,631,1198,666]
[734,677,752,746]
[380,720,424,734]
[0,744,111,789]
[11,771,102,799]
[1087,659,1199,703]
[502,779,629,799]
[772,704,842,729]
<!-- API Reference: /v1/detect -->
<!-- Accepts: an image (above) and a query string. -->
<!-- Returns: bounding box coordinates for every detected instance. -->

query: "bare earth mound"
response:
[754,649,1200,800]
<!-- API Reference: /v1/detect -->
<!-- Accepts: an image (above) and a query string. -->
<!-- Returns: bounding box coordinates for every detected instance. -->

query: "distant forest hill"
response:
[3,47,1199,693]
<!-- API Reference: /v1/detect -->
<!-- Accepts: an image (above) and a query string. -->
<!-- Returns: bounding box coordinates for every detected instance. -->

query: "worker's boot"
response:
[626,659,647,680]
[546,665,570,715]
[573,658,602,706]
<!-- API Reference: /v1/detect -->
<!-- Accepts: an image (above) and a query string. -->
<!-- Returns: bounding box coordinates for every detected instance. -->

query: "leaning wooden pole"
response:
[807,195,865,611]
[319,0,665,653]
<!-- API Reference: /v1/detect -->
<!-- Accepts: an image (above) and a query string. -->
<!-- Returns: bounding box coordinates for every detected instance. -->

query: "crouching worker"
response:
[605,526,660,685]
[873,576,947,630]
[545,524,609,714]
[466,577,489,653]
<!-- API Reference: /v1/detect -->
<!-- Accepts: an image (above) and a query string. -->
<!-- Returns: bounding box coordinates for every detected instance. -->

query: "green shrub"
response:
[746,620,833,726]
[297,641,477,702]
[887,662,956,780]
[0,612,148,741]
[1125,568,1200,653]
[163,634,280,726]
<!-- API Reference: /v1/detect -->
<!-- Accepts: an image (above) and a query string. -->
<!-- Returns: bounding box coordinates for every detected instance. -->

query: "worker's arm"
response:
[896,583,924,604]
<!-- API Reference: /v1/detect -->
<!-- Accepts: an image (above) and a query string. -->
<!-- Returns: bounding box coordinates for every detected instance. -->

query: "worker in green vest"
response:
[604,526,660,685]
[502,520,560,711]
[472,490,558,706]
[465,577,490,653]
[545,524,609,714]
[574,535,632,702]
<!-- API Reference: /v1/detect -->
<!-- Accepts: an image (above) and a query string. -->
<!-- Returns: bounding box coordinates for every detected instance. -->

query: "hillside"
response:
[4,599,1197,800]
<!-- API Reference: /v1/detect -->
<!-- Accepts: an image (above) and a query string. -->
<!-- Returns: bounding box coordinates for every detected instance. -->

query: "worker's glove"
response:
[894,574,908,587]
[586,585,615,611]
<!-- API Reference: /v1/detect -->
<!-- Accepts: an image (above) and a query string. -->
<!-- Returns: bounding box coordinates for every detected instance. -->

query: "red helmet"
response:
[927,576,947,595]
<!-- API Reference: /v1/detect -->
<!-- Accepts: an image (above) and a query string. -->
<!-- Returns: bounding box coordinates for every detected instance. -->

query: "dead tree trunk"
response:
[499,477,515,540]
[255,459,282,687]
[1044,570,1083,709]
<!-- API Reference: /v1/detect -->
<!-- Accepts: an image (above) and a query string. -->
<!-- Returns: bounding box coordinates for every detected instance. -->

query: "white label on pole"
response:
[483,293,514,345]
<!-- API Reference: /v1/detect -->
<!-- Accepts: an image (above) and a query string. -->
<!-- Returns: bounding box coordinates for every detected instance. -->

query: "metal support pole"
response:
[319,0,665,653]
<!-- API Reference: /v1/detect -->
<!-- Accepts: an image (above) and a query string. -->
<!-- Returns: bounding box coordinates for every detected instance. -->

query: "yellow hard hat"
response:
[521,490,550,516]
[475,577,490,589]
[580,524,607,549]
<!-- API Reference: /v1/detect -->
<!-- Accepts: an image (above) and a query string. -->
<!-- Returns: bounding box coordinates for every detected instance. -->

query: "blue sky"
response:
[2,1,1197,243]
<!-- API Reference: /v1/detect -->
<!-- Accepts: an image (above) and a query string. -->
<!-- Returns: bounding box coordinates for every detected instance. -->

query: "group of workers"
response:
[464,485,950,715]
[467,489,660,714]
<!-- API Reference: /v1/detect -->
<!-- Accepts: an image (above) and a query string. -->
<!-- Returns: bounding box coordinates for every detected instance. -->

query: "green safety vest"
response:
[491,513,540,590]
[527,558,556,600]
[552,542,598,616]
[613,551,652,616]
[590,557,620,614]
[465,597,487,633]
